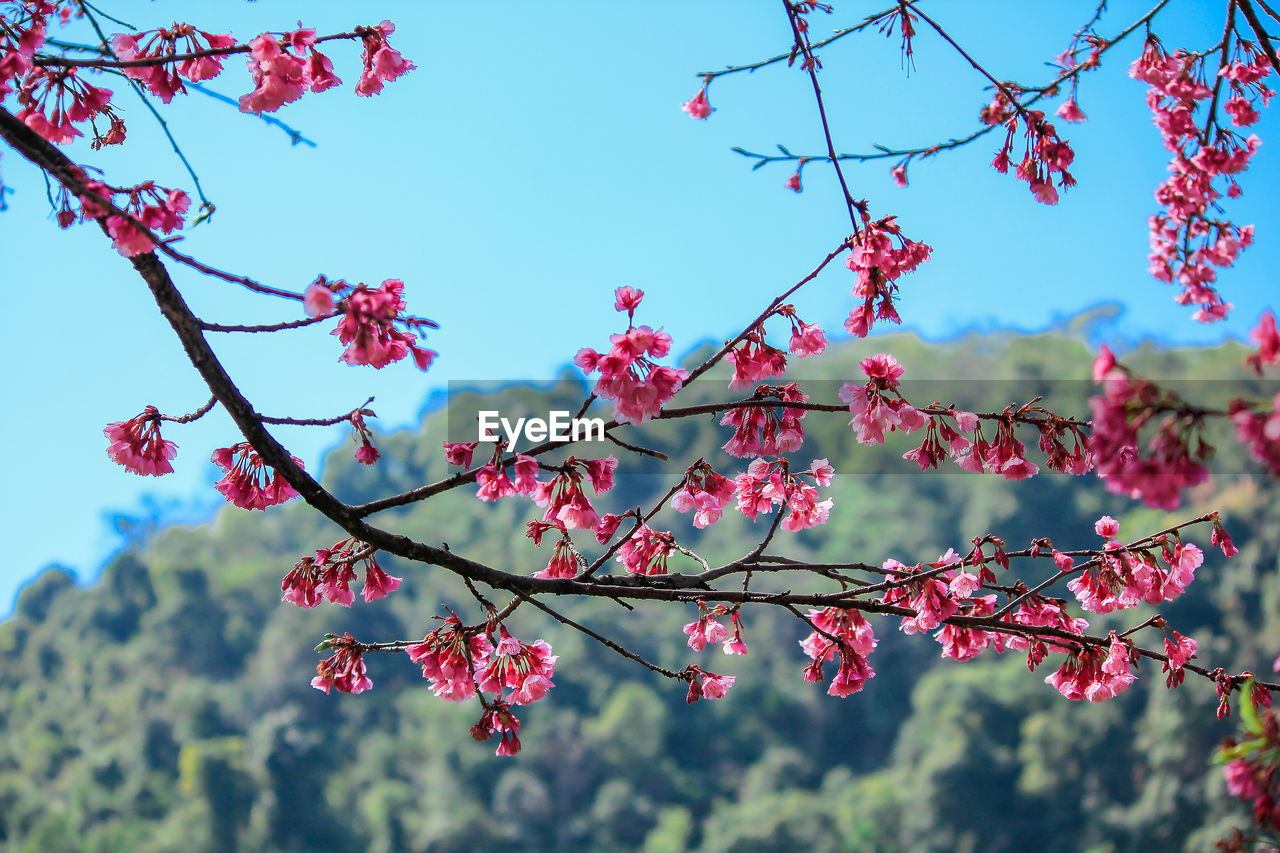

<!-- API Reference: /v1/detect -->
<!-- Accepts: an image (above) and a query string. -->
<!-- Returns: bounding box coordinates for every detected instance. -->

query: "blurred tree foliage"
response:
[1,319,1276,851]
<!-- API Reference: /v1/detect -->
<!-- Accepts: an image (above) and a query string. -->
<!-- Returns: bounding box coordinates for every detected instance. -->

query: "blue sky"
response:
[1,1,1275,609]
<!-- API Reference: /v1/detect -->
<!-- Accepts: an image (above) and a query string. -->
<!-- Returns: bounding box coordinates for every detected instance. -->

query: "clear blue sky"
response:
[1,1,1275,609]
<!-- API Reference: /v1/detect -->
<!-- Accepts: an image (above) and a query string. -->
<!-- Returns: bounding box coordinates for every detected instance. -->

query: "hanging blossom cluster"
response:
[311,634,372,695]
[800,606,877,697]
[1066,514,1207,612]
[843,216,931,338]
[982,90,1077,204]
[671,459,737,528]
[305,276,438,371]
[68,177,189,257]
[1229,309,1280,474]
[839,353,927,444]
[525,519,578,579]
[721,383,808,458]
[211,442,302,510]
[576,286,688,424]
[281,538,400,608]
[404,614,557,756]
[1131,35,1272,323]
[103,405,177,476]
[4,12,414,146]
[683,601,748,655]
[112,24,237,103]
[726,304,827,390]
[734,457,835,532]
[1088,344,1211,510]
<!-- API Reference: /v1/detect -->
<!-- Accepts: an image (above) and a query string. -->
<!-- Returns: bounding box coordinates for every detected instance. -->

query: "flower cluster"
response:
[111,24,237,102]
[311,634,372,694]
[683,602,746,655]
[238,28,343,114]
[1131,35,1270,322]
[881,556,961,635]
[103,406,177,476]
[532,455,617,529]
[477,627,558,706]
[721,383,808,458]
[800,607,877,697]
[671,459,736,528]
[843,217,931,338]
[280,538,400,608]
[406,613,490,702]
[0,3,49,102]
[353,21,414,97]
[726,328,789,391]
[313,277,438,371]
[615,525,678,575]
[1231,393,1280,474]
[526,519,578,579]
[70,178,190,257]
[684,665,735,703]
[1045,633,1136,702]
[839,353,927,445]
[475,453,540,502]
[1088,346,1211,509]
[1247,309,1280,375]
[14,63,120,146]
[576,288,687,424]
[1066,525,1205,613]
[733,457,834,531]
[211,442,302,510]
[987,99,1077,204]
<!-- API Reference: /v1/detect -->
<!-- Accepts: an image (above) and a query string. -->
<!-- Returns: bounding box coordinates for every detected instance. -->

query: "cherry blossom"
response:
[576,317,688,424]
[843,217,931,338]
[684,665,735,702]
[682,85,712,119]
[406,612,493,702]
[104,406,177,476]
[312,634,372,694]
[355,21,415,97]
[329,278,438,371]
[211,442,303,510]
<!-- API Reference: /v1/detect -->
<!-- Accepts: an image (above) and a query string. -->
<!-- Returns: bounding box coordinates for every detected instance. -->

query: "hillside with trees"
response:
[2,323,1277,853]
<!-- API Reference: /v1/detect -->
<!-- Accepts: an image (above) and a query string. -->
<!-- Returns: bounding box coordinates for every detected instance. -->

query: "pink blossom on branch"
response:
[211,442,303,510]
[328,278,438,371]
[681,85,713,119]
[355,21,415,97]
[104,406,177,476]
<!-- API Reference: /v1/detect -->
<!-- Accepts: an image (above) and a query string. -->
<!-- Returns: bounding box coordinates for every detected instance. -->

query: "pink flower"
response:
[1248,309,1280,374]
[331,279,438,371]
[720,383,807,458]
[843,219,930,338]
[407,613,493,702]
[443,440,480,468]
[1055,97,1087,123]
[211,442,303,510]
[1094,515,1119,538]
[682,86,712,119]
[476,628,557,706]
[672,460,736,528]
[890,164,907,187]
[615,525,677,575]
[356,21,415,97]
[304,278,336,316]
[785,171,802,192]
[788,322,827,357]
[577,313,687,424]
[684,666,735,702]
[312,634,372,694]
[104,406,177,476]
[614,285,644,313]
[362,558,401,602]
